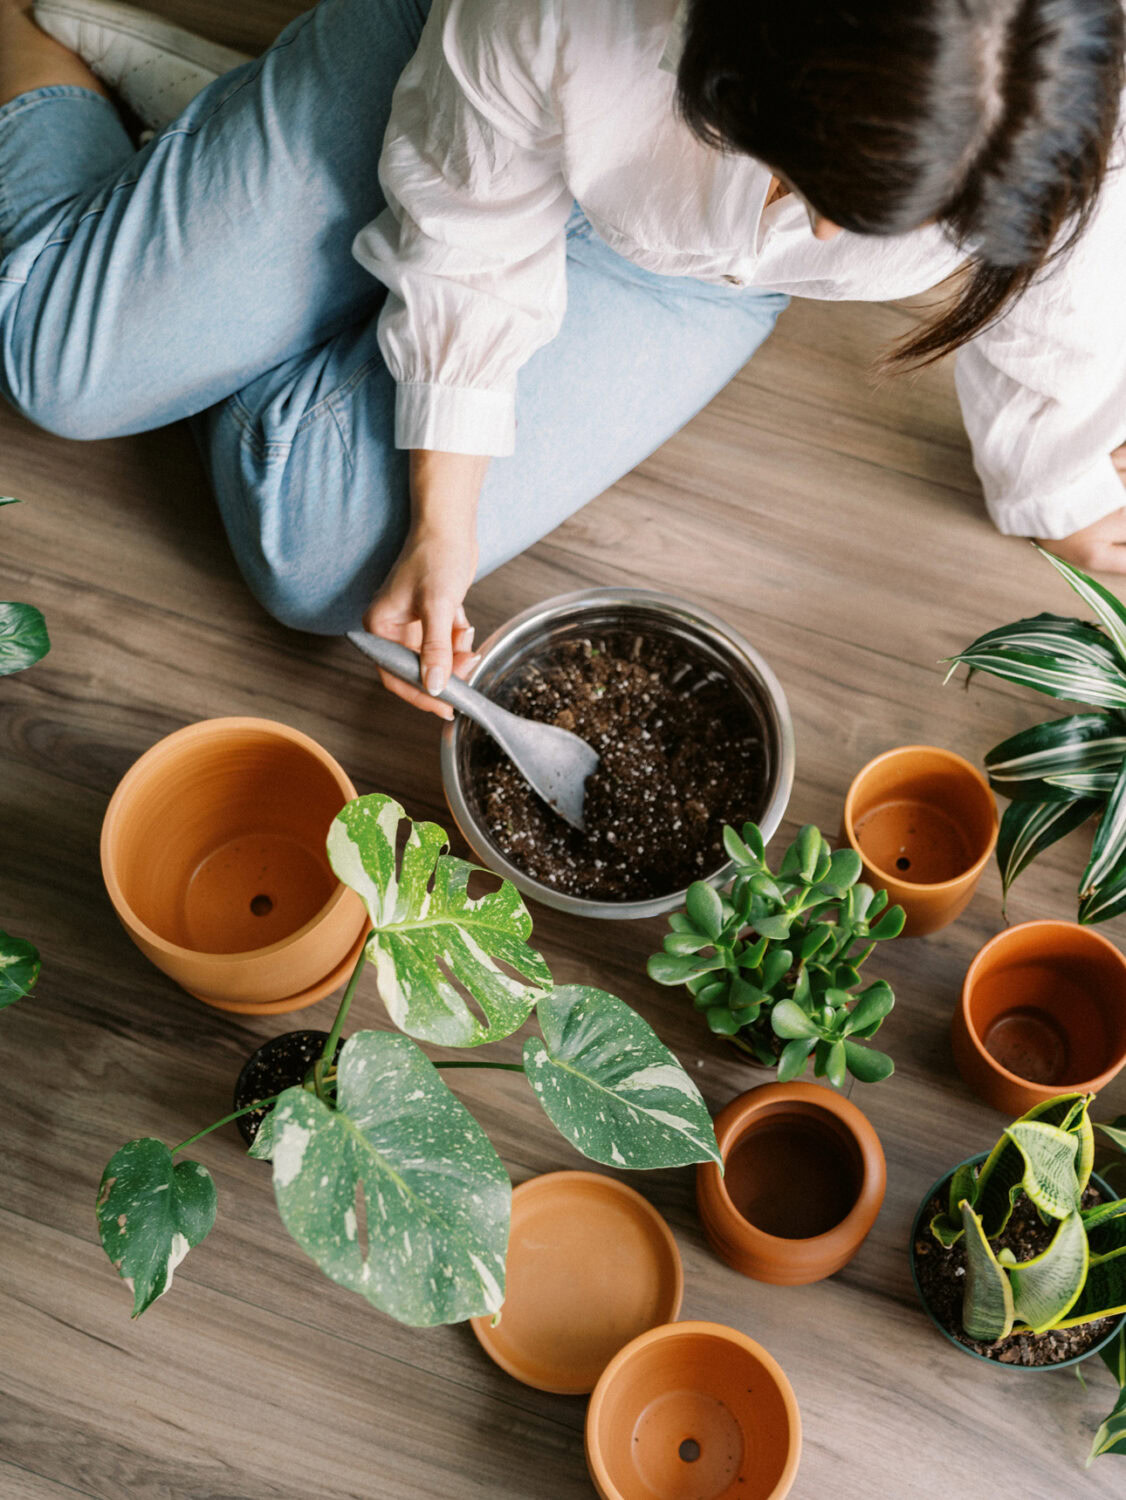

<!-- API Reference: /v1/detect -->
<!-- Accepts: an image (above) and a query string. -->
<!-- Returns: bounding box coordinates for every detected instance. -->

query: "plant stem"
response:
[434,1061,526,1072]
[172,1095,285,1155]
[320,936,372,1066]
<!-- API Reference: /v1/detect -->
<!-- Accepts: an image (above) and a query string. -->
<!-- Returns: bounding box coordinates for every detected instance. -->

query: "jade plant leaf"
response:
[1009,1210,1088,1333]
[0,929,40,1009]
[1088,1385,1126,1465]
[961,1201,1015,1342]
[842,1042,894,1083]
[267,1030,510,1327]
[1005,1121,1080,1219]
[0,600,49,677]
[327,794,551,1047]
[96,1140,217,1317]
[523,985,722,1169]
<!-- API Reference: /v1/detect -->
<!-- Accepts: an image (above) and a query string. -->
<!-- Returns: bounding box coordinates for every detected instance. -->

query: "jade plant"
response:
[947,546,1126,923]
[926,1093,1126,1463]
[2,497,48,1010]
[96,793,721,1328]
[647,822,904,1086]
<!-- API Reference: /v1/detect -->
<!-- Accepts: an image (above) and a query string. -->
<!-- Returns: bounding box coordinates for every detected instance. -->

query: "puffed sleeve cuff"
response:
[986,456,1126,541]
[394,381,516,456]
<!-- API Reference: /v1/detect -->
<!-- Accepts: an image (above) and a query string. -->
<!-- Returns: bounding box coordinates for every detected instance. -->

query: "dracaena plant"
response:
[928,1093,1126,1464]
[96,793,721,1329]
[2,497,48,1012]
[946,546,1126,924]
[646,822,905,1088]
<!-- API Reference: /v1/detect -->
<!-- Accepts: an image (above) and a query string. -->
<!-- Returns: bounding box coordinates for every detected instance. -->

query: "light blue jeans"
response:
[0,0,787,633]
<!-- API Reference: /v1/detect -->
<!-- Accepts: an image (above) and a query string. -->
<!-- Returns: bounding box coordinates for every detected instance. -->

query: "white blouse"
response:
[353,0,1126,539]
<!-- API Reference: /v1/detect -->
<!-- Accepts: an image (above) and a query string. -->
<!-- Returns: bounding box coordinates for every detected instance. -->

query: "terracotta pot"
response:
[841,745,998,937]
[470,1171,683,1394]
[101,718,367,1010]
[585,1321,801,1500]
[953,920,1126,1115]
[909,1154,1126,1370]
[696,1081,886,1285]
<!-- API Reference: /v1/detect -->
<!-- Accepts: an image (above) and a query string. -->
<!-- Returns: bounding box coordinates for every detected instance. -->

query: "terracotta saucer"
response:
[186,929,368,1014]
[471,1171,683,1395]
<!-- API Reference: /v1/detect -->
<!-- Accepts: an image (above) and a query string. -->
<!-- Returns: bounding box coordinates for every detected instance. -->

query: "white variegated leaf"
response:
[996,797,1100,893]
[523,984,721,1168]
[327,794,551,1046]
[1038,547,1126,670]
[1082,758,1126,899]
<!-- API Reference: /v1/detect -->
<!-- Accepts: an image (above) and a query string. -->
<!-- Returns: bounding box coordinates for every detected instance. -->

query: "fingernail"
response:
[464,626,475,647]
[425,667,445,695]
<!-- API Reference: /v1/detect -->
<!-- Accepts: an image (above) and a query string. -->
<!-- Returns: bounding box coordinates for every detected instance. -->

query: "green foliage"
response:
[98,794,719,1329]
[946,548,1126,923]
[648,821,903,1085]
[0,930,40,1010]
[1,499,50,677]
[926,1093,1126,1462]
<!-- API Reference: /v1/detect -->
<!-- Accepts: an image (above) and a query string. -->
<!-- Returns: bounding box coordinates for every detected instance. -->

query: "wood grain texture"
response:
[3,8,1126,1495]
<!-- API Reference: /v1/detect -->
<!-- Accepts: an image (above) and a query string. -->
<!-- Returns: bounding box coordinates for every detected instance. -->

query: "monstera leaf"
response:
[0,930,40,1009]
[96,1140,217,1317]
[262,1031,510,1327]
[523,985,721,1169]
[327,794,551,1046]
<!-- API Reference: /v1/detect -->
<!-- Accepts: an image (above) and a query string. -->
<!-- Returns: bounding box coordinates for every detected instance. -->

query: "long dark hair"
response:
[677,0,1125,367]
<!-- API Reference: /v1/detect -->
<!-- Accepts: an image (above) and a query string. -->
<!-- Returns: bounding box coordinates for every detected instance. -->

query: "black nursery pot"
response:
[909,1153,1125,1372]
[233,1029,341,1149]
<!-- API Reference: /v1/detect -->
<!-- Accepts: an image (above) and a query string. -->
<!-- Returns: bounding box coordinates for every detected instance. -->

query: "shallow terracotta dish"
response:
[841,745,998,936]
[697,1081,886,1285]
[100,717,367,1010]
[585,1321,801,1500]
[470,1171,683,1394]
[953,919,1126,1115]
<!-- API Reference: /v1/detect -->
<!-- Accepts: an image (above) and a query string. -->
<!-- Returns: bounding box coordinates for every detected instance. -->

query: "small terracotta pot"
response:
[696,1081,886,1285]
[909,1154,1126,1370]
[841,745,998,937]
[101,718,367,1010]
[585,1321,801,1500]
[953,920,1126,1115]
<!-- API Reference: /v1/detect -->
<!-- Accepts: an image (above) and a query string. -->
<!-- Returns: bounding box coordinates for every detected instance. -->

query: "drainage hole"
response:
[250,894,274,917]
[896,856,911,871]
[678,1440,701,1464]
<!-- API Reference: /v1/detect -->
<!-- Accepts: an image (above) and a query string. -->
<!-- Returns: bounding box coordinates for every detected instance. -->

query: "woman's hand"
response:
[363,450,489,720]
[1036,444,1126,574]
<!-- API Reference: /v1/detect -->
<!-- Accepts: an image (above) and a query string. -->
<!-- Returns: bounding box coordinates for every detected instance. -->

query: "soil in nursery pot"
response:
[914,1185,1116,1365]
[469,633,768,901]
[234,1030,343,1148]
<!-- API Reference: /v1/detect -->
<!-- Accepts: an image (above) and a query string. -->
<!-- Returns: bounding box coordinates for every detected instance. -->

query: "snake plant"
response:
[647,822,904,1086]
[96,793,721,1328]
[946,547,1126,923]
[927,1094,1126,1463]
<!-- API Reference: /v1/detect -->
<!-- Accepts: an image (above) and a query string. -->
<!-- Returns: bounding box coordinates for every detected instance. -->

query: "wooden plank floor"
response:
[3,8,1126,1496]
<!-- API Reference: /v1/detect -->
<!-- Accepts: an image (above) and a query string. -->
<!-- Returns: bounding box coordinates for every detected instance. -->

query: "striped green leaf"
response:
[1057,1245,1126,1327]
[267,1030,510,1326]
[523,984,722,1169]
[96,1140,217,1317]
[1009,1210,1088,1332]
[975,1096,1089,1236]
[1099,1118,1126,1153]
[946,613,1126,710]
[1087,1202,1126,1259]
[1038,547,1126,671]
[961,1201,1015,1341]
[1079,759,1126,923]
[985,713,1126,800]
[996,797,1100,894]
[1099,1320,1126,1385]
[1087,1384,1126,1465]
[327,794,551,1047]
[0,929,40,1009]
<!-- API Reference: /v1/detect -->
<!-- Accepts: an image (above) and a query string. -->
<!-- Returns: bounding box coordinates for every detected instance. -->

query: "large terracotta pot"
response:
[696,1081,886,1285]
[585,1321,801,1500]
[841,745,998,937]
[101,718,367,1010]
[953,920,1126,1115]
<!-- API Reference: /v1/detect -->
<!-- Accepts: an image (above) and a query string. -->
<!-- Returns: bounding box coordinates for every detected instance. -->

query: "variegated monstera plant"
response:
[947,547,1126,923]
[926,1093,1126,1464]
[97,794,721,1328]
[2,498,49,1016]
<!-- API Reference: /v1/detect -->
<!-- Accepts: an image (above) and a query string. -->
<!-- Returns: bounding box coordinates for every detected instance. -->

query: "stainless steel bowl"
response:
[440,587,795,920]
